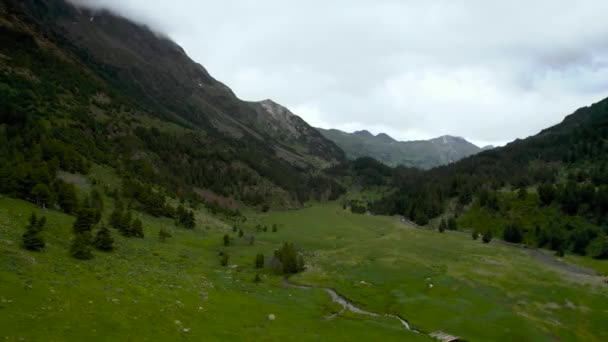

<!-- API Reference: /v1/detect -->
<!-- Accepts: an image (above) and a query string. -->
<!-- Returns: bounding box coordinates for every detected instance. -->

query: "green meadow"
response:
[1,195,608,341]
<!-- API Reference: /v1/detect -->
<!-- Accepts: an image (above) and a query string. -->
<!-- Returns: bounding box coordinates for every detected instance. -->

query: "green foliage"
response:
[272,243,304,274]
[587,234,608,259]
[158,227,172,242]
[223,234,231,247]
[130,218,144,238]
[438,219,446,233]
[472,230,479,240]
[482,231,493,244]
[272,224,278,233]
[253,273,262,284]
[93,225,114,251]
[220,253,230,267]
[176,205,195,229]
[73,207,98,234]
[350,201,367,214]
[255,253,265,269]
[503,222,523,243]
[70,232,93,260]
[447,217,457,231]
[22,213,46,251]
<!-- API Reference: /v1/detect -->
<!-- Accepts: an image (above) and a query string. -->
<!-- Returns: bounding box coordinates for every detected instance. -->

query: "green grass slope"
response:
[2,197,607,341]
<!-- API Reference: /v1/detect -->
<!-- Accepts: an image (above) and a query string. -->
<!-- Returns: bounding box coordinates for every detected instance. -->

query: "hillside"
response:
[317,128,490,169]
[367,97,608,258]
[0,0,344,210]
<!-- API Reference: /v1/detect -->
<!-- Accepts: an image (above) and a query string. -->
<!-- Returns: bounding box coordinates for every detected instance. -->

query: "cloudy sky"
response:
[73,0,608,146]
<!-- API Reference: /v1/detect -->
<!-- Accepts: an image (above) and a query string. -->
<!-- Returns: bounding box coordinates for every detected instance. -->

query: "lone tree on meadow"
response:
[93,225,114,251]
[22,213,46,251]
[255,253,265,269]
[158,227,172,242]
[71,232,93,260]
[272,243,305,274]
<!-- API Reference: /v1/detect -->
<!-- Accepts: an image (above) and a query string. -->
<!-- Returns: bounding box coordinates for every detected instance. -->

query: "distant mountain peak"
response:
[354,130,373,137]
[375,132,396,143]
[317,128,485,169]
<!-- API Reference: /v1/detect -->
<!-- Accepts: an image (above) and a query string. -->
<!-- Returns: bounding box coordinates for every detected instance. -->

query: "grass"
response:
[1,194,607,341]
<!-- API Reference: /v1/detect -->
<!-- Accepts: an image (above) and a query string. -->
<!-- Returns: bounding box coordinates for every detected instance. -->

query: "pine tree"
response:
[73,207,97,234]
[447,217,457,231]
[255,253,265,269]
[93,225,114,251]
[119,211,132,236]
[109,199,124,229]
[71,232,93,260]
[22,213,46,251]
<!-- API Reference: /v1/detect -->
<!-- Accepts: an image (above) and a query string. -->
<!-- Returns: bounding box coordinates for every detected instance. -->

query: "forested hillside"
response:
[0,0,344,214]
[366,98,608,258]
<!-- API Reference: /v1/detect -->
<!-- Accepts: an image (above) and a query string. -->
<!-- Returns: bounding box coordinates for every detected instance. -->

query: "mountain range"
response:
[317,128,493,169]
[0,0,344,208]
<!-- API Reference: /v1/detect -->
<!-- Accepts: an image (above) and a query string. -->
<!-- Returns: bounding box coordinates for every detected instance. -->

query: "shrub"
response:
[482,230,493,244]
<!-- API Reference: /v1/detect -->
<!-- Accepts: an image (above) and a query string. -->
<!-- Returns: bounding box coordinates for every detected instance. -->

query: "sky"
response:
[71,0,608,147]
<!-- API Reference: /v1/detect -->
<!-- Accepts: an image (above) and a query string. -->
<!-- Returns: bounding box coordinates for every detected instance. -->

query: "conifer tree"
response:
[93,225,114,251]
[22,213,46,251]
[73,207,97,234]
[71,232,93,260]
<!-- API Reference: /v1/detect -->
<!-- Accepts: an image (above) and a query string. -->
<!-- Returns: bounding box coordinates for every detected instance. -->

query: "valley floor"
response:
[1,197,607,341]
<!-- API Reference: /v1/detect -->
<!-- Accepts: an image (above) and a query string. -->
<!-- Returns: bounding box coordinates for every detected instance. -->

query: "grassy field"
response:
[1,194,608,341]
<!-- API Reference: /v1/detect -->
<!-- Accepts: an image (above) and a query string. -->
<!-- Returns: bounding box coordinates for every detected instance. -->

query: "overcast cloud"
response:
[72,0,608,146]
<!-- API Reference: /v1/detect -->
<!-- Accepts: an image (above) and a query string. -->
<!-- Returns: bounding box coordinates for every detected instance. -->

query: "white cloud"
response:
[70,0,608,146]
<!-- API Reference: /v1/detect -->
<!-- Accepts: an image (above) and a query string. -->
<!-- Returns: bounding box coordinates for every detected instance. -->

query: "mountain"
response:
[0,0,345,209]
[364,97,608,257]
[317,128,488,169]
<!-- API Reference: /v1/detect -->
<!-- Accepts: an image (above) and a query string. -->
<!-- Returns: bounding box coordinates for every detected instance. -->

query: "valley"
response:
[1,1,608,341]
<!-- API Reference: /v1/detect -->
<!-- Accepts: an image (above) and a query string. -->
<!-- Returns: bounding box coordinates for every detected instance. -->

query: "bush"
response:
[158,227,172,242]
[223,234,230,246]
[472,230,479,240]
[588,234,608,259]
[220,253,230,266]
[482,231,493,244]
[503,222,523,243]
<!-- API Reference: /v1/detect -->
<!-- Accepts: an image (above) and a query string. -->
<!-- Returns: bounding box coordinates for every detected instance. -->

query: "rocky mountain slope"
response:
[317,128,491,169]
[0,0,344,207]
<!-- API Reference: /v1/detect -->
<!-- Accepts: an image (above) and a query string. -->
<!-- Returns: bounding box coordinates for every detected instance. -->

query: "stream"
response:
[283,279,420,333]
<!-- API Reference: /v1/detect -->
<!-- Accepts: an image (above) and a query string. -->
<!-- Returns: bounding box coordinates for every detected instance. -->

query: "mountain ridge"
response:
[317,128,489,169]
